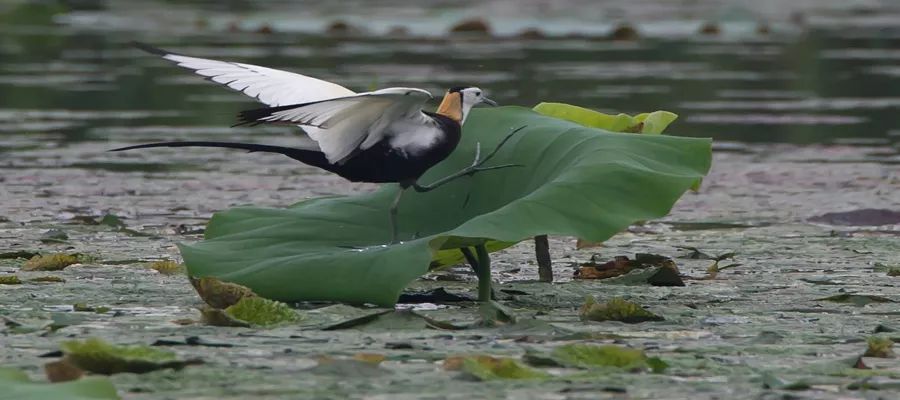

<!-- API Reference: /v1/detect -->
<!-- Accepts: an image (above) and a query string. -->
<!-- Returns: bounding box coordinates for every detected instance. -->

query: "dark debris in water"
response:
[574,254,684,286]
[809,209,900,226]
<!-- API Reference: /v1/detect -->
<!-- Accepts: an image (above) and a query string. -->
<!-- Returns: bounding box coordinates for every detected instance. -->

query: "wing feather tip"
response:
[131,41,171,56]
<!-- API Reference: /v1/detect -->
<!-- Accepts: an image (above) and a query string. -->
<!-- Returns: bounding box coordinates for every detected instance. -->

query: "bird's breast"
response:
[386,122,444,158]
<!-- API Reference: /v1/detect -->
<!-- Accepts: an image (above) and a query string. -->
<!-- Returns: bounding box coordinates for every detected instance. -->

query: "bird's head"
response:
[437,86,497,124]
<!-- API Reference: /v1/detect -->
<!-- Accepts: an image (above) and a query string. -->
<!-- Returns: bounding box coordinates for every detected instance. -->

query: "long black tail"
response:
[109,141,332,170]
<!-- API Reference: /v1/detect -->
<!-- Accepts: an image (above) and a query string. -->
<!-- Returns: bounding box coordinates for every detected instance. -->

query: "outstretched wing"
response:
[133,42,355,107]
[238,88,434,164]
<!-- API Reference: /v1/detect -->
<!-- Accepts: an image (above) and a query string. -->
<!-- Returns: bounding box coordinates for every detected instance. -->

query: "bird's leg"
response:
[413,125,526,193]
[389,186,407,244]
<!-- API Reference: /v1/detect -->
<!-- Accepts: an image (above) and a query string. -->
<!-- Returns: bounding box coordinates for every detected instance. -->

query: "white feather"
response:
[159,53,355,106]
[150,48,441,163]
[256,88,433,163]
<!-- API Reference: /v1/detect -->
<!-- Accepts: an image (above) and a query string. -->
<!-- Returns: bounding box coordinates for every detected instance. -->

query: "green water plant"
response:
[0,368,119,400]
[22,253,80,271]
[180,106,711,306]
[60,338,199,374]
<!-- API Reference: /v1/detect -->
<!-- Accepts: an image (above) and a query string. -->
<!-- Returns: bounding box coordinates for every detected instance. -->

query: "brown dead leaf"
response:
[574,256,631,279]
[190,276,257,309]
[44,359,84,383]
[574,254,684,286]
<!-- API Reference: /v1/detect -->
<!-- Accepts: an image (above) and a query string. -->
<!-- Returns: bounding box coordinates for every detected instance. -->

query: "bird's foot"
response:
[412,125,527,193]
[470,125,527,167]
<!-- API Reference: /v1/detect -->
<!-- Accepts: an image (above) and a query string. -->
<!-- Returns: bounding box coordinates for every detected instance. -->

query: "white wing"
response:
[135,42,355,107]
[242,88,433,164]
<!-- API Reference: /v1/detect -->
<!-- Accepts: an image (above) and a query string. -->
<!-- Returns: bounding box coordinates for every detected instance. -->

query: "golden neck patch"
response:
[435,91,462,123]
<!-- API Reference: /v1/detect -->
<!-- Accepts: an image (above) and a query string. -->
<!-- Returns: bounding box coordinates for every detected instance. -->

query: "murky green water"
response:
[2,0,900,147]
[1,1,899,399]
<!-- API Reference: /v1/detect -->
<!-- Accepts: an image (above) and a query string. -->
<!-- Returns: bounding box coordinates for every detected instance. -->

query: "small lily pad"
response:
[22,254,80,271]
[0,275,22,285]
[0,367,119,400]
[579,296,664,323]
[60,338,202,375]
[444,355,549,381]
[224,296,300,327]
[544,344,668,373]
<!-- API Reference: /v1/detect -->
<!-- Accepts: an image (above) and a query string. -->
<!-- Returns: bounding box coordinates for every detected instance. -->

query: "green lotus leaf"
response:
[0,368,120,400]
[532,102,677,134]
[181,106,711,306]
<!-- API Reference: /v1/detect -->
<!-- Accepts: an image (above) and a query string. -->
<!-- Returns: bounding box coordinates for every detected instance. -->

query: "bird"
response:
[112,42,521,243]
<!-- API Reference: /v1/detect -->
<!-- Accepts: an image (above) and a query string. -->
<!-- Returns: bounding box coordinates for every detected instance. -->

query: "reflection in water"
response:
[0,0,898,147]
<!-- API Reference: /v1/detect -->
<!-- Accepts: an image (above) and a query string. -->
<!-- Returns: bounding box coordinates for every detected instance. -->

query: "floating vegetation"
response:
[0,275,22,285]
[72,303,110,313]
[444,355,548,381]
[579,296,664,323]
[224,296,300,327]
[863,337,895,358]
[39,228,68,243]
[0,367,119,399]
[609,24,640,41]
[148,260,184,275]
[449,18,491,35]
[60,338,201,375]
[0,251,39,260]
[190,276,256,309]
[30,275,66,283]
[22,253,80,271]
[179,107,709,306]
[699,22,721,35]
[199,306,251,328]
[874,262,900,277]
[818,293,894,306]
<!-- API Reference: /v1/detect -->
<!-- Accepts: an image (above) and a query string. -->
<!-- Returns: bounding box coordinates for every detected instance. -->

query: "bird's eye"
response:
[475,91,482,96]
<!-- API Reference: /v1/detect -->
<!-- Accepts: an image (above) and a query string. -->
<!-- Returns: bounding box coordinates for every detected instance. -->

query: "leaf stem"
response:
[534,235,553,282]
[474,244,492,302]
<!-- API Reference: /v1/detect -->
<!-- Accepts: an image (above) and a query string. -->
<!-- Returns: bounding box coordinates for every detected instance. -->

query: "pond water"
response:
[1,0,899,148]
[2,1,900,399]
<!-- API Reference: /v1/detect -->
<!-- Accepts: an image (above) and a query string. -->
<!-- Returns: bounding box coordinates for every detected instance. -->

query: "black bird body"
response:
[117,111,461,185]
